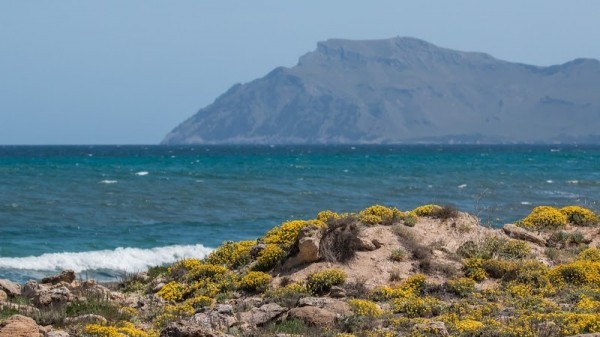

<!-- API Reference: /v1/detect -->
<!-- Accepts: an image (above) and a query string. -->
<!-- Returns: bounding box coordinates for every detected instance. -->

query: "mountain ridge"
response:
[162,37,600,144]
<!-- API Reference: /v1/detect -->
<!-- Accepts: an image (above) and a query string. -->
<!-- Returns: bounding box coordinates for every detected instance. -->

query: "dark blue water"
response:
[1,145,599,282]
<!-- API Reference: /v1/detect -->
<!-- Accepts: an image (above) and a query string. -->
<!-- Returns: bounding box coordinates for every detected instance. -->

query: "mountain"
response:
[162,37,600,144]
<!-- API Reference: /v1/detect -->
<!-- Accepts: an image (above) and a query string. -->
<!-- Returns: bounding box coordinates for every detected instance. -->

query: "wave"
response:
[99,180,118,184]
[0,244,213,273]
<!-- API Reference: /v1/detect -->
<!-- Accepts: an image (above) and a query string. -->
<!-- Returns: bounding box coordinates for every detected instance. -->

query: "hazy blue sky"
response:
[2,1,599,144]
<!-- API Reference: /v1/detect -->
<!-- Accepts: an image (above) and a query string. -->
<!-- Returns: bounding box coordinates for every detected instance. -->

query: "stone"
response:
[0,315,40,337]
[412,321,449,336]
[287,306,337,328]
[0,279,21,297]
[0,290,7,302]
[191,309,237,333]
[41,270,76,285]
[22,281,74,307]
[64,314,107,325]
[0,301,40,315]
[329,286,346,298]
[502,224,546,246]
[46,330,71,337]
[160,321,235,337]
[567,334,600,337]
[79,280,112,298]
[297,297,352,316]
[282,226,323,269]
[239,303,287,326]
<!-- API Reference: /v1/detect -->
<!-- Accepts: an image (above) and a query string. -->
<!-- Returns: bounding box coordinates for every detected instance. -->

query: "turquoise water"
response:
[1,145,599,282]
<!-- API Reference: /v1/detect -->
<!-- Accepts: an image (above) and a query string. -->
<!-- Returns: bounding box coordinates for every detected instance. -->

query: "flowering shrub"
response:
[560,206,599,226]
[85,321,158,337]
[253,244,285,271]
[264,220,326,248]
[447,277,476,297]
[410,204,442,217]
[518,206,567,229]
[168,258,203,279]
[238,271,272,292]
[463,258,487,281]
[306,268,347,294]
[204,240,257,268]
[550,260,600,286]
[578,248,600,262]
[317,210,339,223]
[266,282,310,299]
[392,295,443,318]
[186,263,229,281]
[157,281,184,302]
[455,319,484,333]
[186,295,214,309]
[358,205,402,226]
[348,299,383,318]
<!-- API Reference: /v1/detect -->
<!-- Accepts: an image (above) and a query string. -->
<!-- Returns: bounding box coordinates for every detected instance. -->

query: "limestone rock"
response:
[567,334,600,337]
[0,315,40,337]
[412,321,449,336]
[22,281,74,307]
[287,306,337,327]
[41,270,76,285]
[0,301,40,316]
[64,314,107,326]
[160,320,235,337]
[329,286,346,298]
[0,290,7,302]
[502,224,547,246]
[239,303,287,326]
[0,279,21,297]
[45,330,71,337]
[298,297,352,316]
[282,226,323,269]
[79,280,112,298]
[191,309,237,334]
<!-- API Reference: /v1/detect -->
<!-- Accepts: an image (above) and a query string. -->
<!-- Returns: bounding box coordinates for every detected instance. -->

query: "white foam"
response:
[0,244,213,273]
[458,184,467,189]
[546,180,554,184]
[567,180,579,184]
[135,171,149,176]
[521,201,532,205]
[99,180,117,184]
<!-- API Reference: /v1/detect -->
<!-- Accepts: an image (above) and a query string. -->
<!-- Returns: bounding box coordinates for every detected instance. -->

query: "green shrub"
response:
[447,277,476,297]
[577,248,600,262]
[560,206,599,226]
[390,248,407,262]
[306,269,347,294]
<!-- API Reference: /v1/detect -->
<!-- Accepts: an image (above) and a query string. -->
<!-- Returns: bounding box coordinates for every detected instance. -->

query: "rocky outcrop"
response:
[41,270,75,285]
[64,314,108,326]
[0,315,40,337]
[503,224,547,246]
[412,321,449,336]
[297,297,352,316]
[189,305,237,334]
[282,226,323,269]
[21,281,74,307]
[239,303,287,326]
[287,306,337,327]
[0,279,21,297]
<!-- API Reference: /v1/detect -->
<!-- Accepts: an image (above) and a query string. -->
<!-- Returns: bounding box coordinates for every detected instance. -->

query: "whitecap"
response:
[99,180,117,184]
[550,149,560,152]
[0,244,213,273]
[567,180,579,184]
[135,171,149,176]
[546,180,554,184]
[521,201,532,205]
[458,184,467,189]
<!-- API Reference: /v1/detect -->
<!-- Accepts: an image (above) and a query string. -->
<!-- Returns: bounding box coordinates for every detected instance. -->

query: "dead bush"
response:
[319,215,362,263]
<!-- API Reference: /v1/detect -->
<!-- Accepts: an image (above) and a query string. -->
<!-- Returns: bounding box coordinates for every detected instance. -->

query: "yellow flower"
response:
[560,205,599,226]
[348,298,383,318]
[306,268,347,294]
[519,206,567,229]
[239,271,272,292]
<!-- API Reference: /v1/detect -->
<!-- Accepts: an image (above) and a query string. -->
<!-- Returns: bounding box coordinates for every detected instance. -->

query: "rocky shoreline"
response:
[1,204,600,337]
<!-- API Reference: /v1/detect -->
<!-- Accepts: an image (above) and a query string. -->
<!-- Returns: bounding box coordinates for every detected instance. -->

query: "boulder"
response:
[160,321,235,337]
[0,301,40,316]
[191,309,237,334]
[239,303,287,326]
[329,286,346,298]
[287,306,337,328]
[298,297,352,316]
[0,290,7,302]
[22,281,74,307]
[64,314,107,326]
[45,330,71,337]
[502,224,546,246]
[78,280,112,298]
[41,270,76,285]
[0,315,40,337]
[412,321,449,336]
[0,279,21,297]
[282,226,323,269]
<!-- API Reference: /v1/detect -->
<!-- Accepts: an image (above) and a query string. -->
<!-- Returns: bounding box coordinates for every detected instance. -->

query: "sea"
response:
[1,145,599,283]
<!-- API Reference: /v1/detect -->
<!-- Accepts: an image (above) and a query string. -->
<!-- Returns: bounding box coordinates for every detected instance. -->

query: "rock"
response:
[412,321,449,336]
[0,290,7,302]
[282,226,323,269]
[567,334,600,337]
[298,297,352,316]
[287,306,337,328]
[0,315,40,337]
[502,224,547,246]
[329,286,346,298]
[41,270,76,285]
[0,301,40,316]
[239,303,287,326]
[0,279,21,297]
[191,309,237,333]
[64,314,107,325]
[79,280,112,298]
[160,321,235,337]
[45,330,71,337]
[22,281,74,307]
[355,237,377,251]
[216,304,234,315]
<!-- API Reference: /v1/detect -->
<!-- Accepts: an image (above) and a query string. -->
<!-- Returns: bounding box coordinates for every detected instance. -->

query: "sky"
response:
[1,1,599,145]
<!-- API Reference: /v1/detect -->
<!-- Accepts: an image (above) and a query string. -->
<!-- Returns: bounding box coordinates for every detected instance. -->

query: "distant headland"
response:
[162,37,600,145]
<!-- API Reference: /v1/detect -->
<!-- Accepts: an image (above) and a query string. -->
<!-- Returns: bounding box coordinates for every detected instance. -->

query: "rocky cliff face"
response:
[162,37,600,144]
